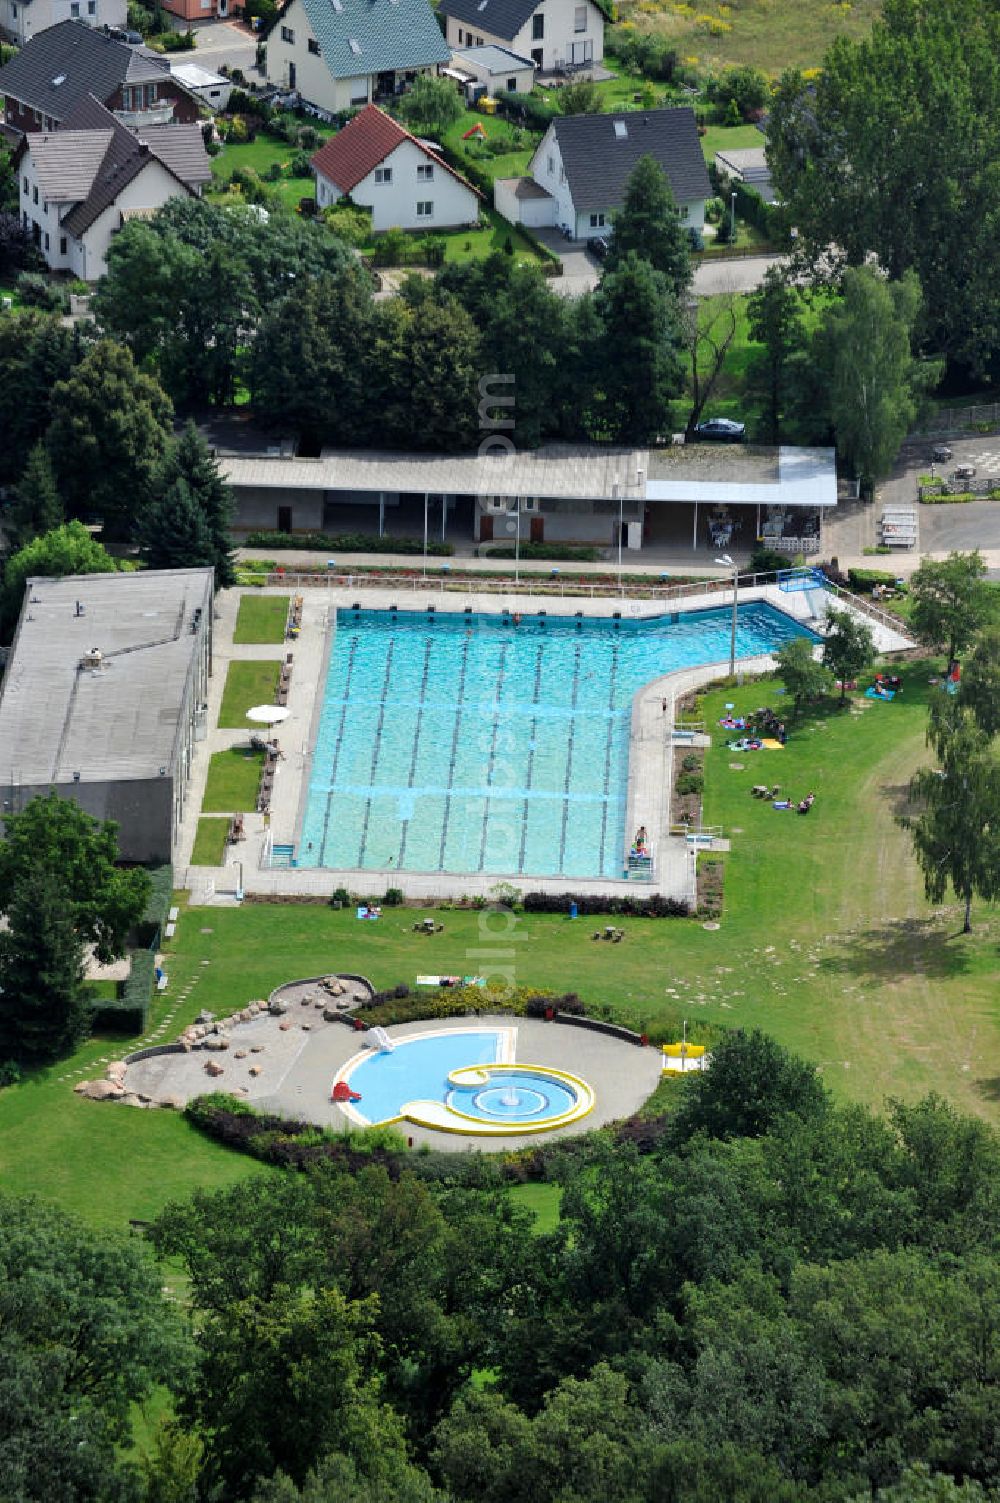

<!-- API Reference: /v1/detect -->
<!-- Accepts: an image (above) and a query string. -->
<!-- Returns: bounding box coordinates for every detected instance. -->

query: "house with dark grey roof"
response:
[0,0,125,49]
[495,106,711,241]
[311,103,480,229]
[0,19,200,135]
[14,93,210,279]
[438,0,606,74]
[264,0,450,115]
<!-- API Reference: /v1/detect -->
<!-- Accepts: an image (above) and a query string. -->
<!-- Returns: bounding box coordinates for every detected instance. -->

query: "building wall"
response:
[62,158,193,281]
[105,78,200,124]
[316,136,479,229]
[17,148,74,268]
[493,176,556,227]
[231,486,326,534]
[475,495,642,545]
[448,2,606,73]
[0,0,125,46]
[453,50,535,93]
[266,1,372,111]
[160,0,220,21]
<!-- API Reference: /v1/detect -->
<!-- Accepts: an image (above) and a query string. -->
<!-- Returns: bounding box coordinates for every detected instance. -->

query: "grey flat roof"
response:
[220,442,837,506]
[453,44,536,72]
[0,569,213,786]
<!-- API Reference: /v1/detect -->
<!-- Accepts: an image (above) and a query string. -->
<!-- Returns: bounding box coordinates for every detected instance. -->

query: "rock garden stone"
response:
[205,1060,225,1078]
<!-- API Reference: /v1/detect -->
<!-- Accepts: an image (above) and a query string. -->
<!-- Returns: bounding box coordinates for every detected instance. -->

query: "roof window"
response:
[52,73,67,86]
[348,36,361,53]
[613,119,627,138]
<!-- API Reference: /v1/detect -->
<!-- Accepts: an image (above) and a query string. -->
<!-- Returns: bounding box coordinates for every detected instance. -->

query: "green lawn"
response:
[233,594,289,644]
[7,657,1000,1234]
[208,129,332,211]
[440,109,539,187]
[509,1182,563,1233]
[218,660,281,728]
[201,748,264,814]
[699,122,767,164]
[191,817,230,867]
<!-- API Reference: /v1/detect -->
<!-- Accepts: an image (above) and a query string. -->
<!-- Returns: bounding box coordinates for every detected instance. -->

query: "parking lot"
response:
[877,433,1000,571]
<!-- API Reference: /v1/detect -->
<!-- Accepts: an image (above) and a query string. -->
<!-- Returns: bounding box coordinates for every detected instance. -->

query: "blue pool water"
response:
[346,1029,503,1125]
[299,603,814,877]
[448,1068,577,1122]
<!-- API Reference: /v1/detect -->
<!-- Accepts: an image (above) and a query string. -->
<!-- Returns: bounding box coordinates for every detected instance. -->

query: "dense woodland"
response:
[6,1030,1000,1503]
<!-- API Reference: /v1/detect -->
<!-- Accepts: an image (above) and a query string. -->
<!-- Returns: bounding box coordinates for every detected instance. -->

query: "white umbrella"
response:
[246,705,290,725]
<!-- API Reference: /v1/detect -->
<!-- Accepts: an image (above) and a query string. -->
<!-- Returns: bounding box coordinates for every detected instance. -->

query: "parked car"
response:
[694,417,746,442]
[930,444,953,462]
[954,464,976,480]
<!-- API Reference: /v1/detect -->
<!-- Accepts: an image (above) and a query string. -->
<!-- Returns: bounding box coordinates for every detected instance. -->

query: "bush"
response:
[244,530,454,555]
[323,203,373,247]
[494,90,559,131]
[681,753,701,771]
[330,886,352,908]
[676,771,704,795]
[522,892,691,917]
[0,1059,22,1089]
[383,887,404,906]
[847,567,902,593]
[483,543,601,562]
[421,235,446,268]
[15,272,68,312]
[749,546,790,574]
[288,149,313,177]
[373,226,408,267]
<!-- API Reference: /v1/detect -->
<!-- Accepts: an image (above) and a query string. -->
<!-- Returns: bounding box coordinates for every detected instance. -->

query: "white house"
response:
[265,0,450,116]
[0,0,124,47]
[311,104,480,231]
[438,0,605,74]
[447,43,535,98]
[495,106,711,241]
[14,93,210,279]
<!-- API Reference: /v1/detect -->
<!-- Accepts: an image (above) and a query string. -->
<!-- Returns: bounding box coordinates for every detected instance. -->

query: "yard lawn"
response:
[441,208,547,265]
[7,659,1000,1233]
[218,660,281,728]
[201,747,264,813]
[699,122,767,164]
[509,1182,563,1233]
[208,130,331,211]
[233,593,289,644]
[440,109,538,186]
[191,817,230,867]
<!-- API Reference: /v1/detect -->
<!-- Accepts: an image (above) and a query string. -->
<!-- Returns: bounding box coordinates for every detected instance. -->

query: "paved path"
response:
[180,18,259,75]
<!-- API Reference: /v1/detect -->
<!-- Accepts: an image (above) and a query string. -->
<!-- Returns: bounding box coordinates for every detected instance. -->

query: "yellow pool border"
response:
[332,1026,594,1135]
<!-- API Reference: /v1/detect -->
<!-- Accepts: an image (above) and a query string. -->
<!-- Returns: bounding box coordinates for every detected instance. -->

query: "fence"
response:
[258,567,785,603]
[911,402,1000,436]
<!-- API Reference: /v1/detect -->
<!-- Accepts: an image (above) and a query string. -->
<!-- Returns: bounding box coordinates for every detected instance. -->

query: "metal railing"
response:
[257,567,787,603]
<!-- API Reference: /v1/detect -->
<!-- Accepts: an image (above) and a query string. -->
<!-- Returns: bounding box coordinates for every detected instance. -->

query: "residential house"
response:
[14,93,211,279]
[438,0,605,74]
[0,19,200,135]
[495,106,711,240]
[264,0,450,115]
[446,43,535,99]
[168,59,233,113]
[0,0,124,48]
[311,103,480,230]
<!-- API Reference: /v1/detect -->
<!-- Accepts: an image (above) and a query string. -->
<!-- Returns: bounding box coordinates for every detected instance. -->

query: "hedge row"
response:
[91,948,155,1034]
[484,543,602,562]
[243,531,454,556]
[522,891,691,917]
[846,568,905,593]
[185,1094,408,1171]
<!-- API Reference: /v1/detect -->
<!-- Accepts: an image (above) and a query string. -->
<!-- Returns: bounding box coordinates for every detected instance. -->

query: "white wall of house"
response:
[18,151,74,270]
[316,137,479,230]
[77,158,191,280]
[0,0,124,45]
[493,176,556,227]
[528,122,706,240]
[447,0,604,73]
[266,0,372,111]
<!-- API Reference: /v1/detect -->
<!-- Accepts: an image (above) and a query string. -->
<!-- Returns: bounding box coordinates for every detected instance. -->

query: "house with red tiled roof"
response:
[311,104,481,231]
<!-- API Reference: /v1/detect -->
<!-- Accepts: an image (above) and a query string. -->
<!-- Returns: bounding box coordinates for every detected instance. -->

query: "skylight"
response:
[52,73,66,86]
[614,120,628,138]
[330,0,343,11]
[348,36,361,53]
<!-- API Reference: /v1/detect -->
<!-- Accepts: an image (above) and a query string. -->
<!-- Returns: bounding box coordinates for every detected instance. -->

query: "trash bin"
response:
[569,902,578,919]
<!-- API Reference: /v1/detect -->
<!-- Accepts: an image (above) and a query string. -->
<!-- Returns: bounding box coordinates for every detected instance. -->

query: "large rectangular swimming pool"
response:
[297,603,814,878]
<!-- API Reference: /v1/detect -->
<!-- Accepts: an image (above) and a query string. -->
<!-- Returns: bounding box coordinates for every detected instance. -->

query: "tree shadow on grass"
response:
[879,781,921,820]
[973,1076,1000,1103]
[816,916,973,985]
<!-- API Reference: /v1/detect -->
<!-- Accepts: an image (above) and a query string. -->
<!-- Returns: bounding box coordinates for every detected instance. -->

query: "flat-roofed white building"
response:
[0,569,213,863]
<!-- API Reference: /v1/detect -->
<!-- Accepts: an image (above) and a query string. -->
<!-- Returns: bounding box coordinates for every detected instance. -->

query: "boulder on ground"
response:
[204,1059,225,1078]
[323,1006,342,1022]
[269,999,287,1015]
[279,1020,292,1031]
[159,1094,186,1110]
[234,1049,248,1060]
[248,1064,262,1077]
[119,1093,148,1108]
[250,1045,264,1053]
[204,1036,230,1051]
[196,1010,215,1025]
[76,1079,125,1100]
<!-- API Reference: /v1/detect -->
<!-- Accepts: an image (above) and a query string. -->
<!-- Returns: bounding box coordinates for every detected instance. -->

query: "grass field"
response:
[233,594,289,644]
[191,817,230,867]
[201,748,264,813]
[615,0,882,74]
[5,658,1000,1233]
[208,132,328,211]
[218,660,281,728]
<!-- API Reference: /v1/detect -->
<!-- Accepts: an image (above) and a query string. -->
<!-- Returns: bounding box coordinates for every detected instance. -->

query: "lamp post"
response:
[613,480,623,598]
[422,493,428,580]
[730,191,736,243]
[716,552,738,677]
[514,497,521,588]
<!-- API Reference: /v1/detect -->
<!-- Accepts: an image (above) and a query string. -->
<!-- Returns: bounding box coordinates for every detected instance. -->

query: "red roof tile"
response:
[310,103,482,199]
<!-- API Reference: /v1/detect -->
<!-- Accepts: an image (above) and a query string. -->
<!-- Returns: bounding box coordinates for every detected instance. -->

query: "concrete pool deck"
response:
[122,1011,664,1150]
[179,583,912,904]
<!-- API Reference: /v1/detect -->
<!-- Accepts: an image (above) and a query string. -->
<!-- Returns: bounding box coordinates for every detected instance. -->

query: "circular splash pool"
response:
[449,1068,578,1123]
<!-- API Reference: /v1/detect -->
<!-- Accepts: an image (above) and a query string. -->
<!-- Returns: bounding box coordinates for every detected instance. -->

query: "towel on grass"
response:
[865,687,895,701]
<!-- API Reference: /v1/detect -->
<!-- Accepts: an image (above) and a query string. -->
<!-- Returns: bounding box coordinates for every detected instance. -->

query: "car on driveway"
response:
[931,444,953,462]
[694,417,746,442]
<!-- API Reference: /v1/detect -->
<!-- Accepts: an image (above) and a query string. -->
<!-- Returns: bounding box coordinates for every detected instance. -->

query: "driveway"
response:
[531,227,601,297]
[174,18,260,77]
[873,433,1000,568]
[534,230,786,299]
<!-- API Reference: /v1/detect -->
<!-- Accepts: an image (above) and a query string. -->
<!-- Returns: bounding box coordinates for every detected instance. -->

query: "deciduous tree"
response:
[45,341,173,540]
[595,253,686,442]
[746,267,806,444]
[821,606,876,702]
[0,520,120,638]
[398,73,464,134]
[0,791,151,962]
[774,634,834,716]
[958,626,1000,739]
[909,551,995,661]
